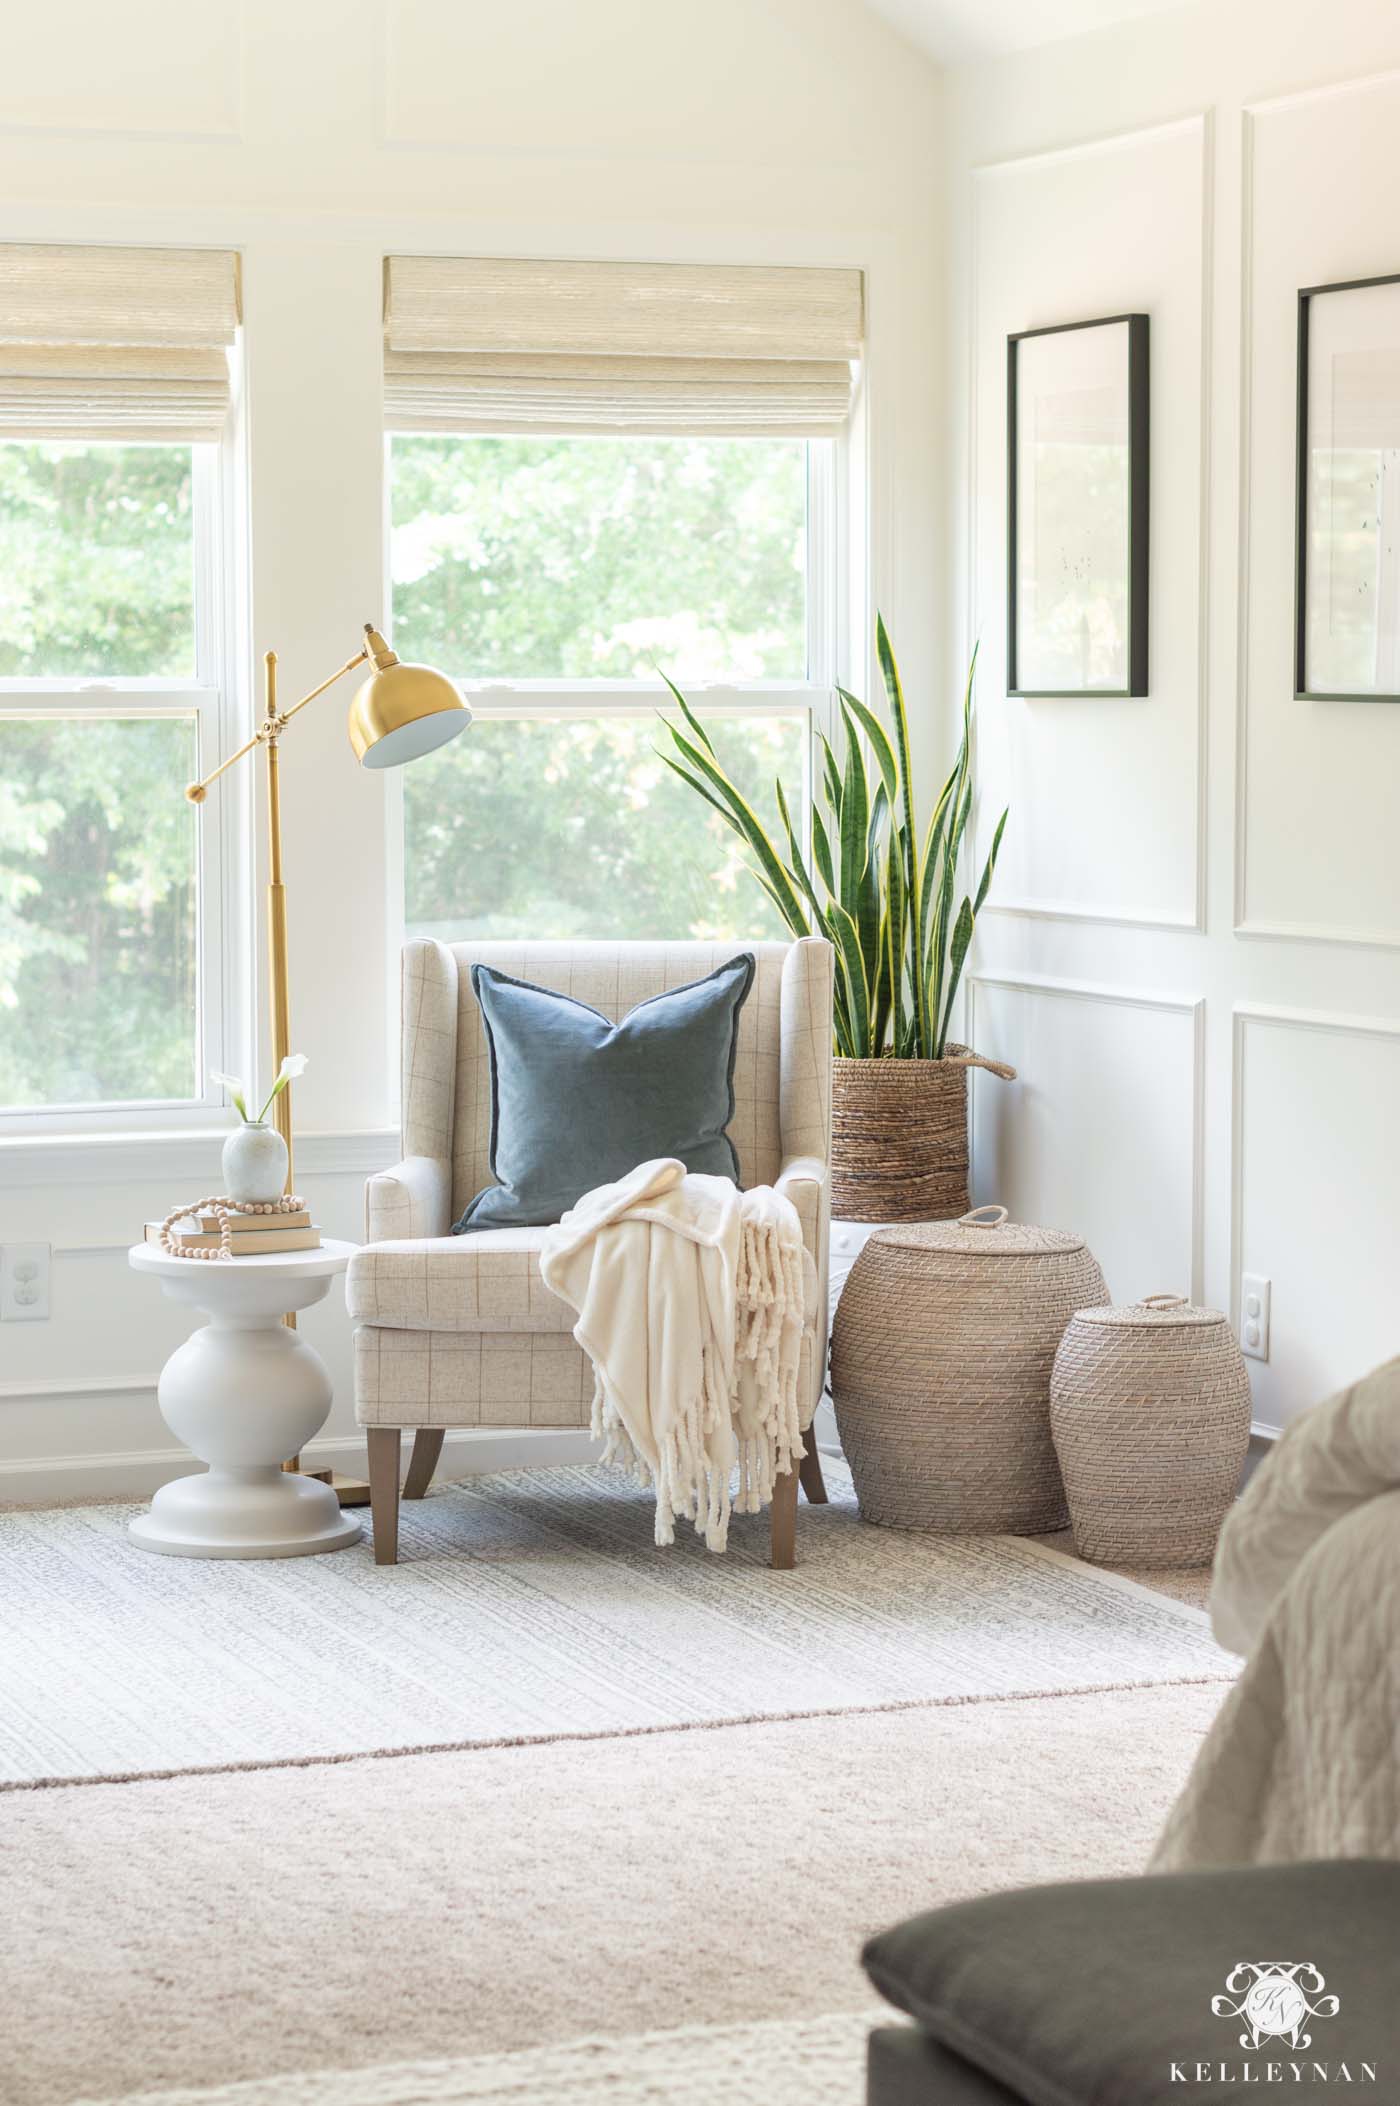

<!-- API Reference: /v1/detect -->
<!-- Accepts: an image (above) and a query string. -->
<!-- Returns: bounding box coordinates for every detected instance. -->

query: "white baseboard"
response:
[0,1425,597,1505]
[1241,1422,1277,1488]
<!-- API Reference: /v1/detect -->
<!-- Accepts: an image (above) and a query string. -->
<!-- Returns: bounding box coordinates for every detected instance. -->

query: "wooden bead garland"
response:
[159,1193,308,1260]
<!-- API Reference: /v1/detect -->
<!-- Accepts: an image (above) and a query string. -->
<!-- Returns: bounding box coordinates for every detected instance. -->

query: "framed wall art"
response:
[1296,271,1400,701]
[1007,313,1149,698]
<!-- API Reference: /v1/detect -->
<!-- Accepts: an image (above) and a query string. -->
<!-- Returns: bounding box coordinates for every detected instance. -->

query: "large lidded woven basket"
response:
[1050,1295,1252,1569]
[830,1205,1109,1533]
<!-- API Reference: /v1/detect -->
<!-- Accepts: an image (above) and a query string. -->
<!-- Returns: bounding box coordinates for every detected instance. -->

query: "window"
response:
[0,440,222,1114]
[392,434,808,682]
[391,431,834,944]
[383,253,860,948]
[0,241,238,1123]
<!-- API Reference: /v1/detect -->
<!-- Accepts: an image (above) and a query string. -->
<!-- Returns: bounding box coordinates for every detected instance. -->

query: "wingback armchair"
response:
[348,935,834,1567]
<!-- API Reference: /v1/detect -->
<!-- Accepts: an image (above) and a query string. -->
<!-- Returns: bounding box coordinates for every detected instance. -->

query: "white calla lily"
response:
[256,1052,309,1123]
[212,1057,308,1126]
[211,1071,249,1121]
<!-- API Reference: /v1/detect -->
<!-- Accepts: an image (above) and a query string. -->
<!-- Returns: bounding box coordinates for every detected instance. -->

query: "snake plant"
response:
[657,616,1007,1061]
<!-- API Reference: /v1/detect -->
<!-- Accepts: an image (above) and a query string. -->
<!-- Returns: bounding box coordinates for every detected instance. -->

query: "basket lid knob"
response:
[1141,1292,1189,1308]
[959,1204,1010,1229]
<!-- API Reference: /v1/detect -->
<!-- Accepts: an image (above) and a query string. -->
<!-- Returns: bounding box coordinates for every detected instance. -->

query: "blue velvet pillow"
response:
[454,954,755,1232]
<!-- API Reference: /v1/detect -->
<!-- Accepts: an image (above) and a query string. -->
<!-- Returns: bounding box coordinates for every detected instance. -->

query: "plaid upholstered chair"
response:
[348,935,834,1567]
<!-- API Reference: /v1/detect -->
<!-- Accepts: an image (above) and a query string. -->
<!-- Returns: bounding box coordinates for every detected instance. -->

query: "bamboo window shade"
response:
[0,243,240,442]
[383,256,864,436]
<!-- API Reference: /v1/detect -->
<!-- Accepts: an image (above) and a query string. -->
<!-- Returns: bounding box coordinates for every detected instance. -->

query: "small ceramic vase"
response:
[222,1120,289,1204]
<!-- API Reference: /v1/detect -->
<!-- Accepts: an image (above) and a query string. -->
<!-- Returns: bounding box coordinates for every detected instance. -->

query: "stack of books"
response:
[146,1207,322,1256]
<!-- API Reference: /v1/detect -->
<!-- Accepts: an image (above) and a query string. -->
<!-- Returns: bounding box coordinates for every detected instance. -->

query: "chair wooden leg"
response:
[798,1440,829,1505]
[403,1426,445,1501]
[770,1460,799,1571]
[367,1427,402,1566]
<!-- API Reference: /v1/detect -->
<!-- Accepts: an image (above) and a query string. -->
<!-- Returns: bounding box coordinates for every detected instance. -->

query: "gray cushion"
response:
[455,953,754,1232]
[862,1861,1400,2106]
[868,2027,1024,2106]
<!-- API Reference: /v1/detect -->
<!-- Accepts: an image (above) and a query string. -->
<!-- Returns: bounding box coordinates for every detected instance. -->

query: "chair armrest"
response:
[777,1153,830,1423]
[365,1155,452,1244]
[775,1153,827,1263]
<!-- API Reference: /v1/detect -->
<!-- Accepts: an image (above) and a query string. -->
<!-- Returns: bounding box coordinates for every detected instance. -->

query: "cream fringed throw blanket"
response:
[539,1158,810,1552]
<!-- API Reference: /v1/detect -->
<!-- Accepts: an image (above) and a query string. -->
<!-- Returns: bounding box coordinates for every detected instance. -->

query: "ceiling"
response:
[863,0,1193,62]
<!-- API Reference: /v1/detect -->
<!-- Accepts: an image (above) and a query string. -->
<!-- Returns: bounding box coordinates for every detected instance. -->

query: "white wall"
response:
[0,0,947,1496]
[948,0,1400,1431]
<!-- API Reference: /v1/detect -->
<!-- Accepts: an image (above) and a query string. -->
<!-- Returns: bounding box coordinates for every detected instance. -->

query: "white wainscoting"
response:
[1231,1005,1400,1429]
[0,1429,596,1505]
[0,1129,400,1501]
[1236,71,1400,948]
[382,0,863,161]
[969,113,1209,932]
[0,0,243,140]
[966,974,1203,1306]
[953,25,1400,1444]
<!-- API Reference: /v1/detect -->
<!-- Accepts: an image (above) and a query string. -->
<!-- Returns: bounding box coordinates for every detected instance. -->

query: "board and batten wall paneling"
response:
[1239,72,1400,945]
[385,0,883,165]
[953,3,1400,1437]
[1233,1007,1400,1424]
[0,0,243,140]
[967,975,1203,1306]
[0,1143,390,1499]
[970,114,1209,931]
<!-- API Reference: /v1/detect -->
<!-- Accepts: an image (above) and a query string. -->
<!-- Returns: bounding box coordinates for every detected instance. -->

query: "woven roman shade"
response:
[0,244,240,442]
[383,256,863,436]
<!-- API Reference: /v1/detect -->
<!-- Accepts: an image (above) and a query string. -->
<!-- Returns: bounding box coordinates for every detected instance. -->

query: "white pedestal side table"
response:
[127,1238,361,1559]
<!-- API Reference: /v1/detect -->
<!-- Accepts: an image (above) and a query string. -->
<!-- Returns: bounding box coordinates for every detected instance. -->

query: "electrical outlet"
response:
[1,1242,51,1322]
[1240,1273,1271,1362]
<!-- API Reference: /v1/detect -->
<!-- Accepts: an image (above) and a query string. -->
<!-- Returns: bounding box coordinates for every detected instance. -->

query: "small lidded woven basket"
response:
[1050,1295,1252,1569]
[830,1205,1109,1534]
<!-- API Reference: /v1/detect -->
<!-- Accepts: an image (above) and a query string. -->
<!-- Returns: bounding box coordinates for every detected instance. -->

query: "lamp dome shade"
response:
[347,626,471,770]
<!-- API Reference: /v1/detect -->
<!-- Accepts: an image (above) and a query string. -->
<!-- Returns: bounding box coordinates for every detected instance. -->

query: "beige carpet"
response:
[0,1462,1229,1786]
[1,1680,1228,2106]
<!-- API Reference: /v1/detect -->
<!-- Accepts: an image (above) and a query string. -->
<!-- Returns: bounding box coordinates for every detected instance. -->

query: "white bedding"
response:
[1152,1354,1400,1868]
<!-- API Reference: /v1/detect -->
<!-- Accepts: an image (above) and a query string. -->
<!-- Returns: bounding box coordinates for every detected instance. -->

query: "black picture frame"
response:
[1007,312,1150,698]
[1295,270,1400,703]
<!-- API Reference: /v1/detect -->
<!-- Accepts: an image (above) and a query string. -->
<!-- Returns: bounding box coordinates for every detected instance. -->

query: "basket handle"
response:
[1141,1292,1189,1309]
[944,1047,1018,1081]
[959,1204,1009,1229]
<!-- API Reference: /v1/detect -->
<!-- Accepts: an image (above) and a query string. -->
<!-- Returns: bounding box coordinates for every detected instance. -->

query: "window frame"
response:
[384,431,844,965]
[0,438,242,1135]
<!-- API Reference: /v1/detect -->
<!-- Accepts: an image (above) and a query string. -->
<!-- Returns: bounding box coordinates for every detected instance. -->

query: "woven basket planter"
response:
[830,1206,1109,1533]
[1050,1295,1252,1569]
[830,1049,1016,1224]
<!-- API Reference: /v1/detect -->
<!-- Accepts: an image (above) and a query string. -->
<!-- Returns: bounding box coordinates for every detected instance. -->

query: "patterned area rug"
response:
[0,1461,1234,1786]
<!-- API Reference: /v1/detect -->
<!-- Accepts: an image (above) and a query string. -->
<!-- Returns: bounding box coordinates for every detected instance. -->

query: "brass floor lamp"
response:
[186,623,470,1503]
